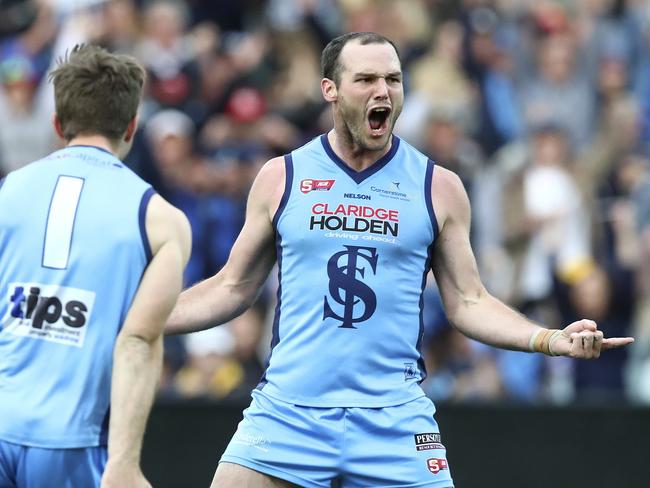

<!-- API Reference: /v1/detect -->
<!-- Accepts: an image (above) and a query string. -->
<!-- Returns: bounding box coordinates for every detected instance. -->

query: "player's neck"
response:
[327,130,393,172]
[67,135,118,156]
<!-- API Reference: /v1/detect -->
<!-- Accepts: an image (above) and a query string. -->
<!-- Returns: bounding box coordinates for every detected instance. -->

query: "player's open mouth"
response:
[367,107,391,136]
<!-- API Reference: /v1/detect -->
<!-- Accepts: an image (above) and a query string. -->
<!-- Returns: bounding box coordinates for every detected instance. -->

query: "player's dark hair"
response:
[49,44,145,142]
[321,32,400,86]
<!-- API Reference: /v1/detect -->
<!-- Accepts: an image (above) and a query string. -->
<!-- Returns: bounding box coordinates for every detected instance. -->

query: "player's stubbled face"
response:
[336,41,404,152]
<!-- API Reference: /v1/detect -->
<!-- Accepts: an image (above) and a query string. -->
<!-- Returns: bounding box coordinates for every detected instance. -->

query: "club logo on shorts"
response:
[232,429,270,452]
[415,433,444,451]
[404,362,418,381]
[300,178,335,194]
[427,458,448,475]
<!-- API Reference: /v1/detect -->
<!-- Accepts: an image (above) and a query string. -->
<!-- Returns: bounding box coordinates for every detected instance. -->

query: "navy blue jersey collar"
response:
[320,133,400,184]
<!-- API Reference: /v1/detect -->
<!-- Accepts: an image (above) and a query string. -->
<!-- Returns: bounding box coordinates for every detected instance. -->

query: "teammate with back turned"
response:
[165,32,633,488]
[0,44,191,488]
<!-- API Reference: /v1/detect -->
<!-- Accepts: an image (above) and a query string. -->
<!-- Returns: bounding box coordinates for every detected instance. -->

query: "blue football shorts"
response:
[221,390,454,487]
[0,439,106,488]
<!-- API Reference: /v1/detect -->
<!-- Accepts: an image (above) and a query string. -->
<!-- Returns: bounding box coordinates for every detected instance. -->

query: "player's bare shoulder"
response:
[247,156,287,221]
[145,193,192,260]
[431,165,471,230]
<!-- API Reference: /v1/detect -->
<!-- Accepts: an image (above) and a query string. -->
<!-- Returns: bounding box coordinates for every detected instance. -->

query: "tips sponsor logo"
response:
[300,178,335,194]
[4,282,94,347]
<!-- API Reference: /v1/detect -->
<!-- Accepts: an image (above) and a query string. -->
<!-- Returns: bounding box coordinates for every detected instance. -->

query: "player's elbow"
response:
[442,285,487,328]
[115,331,163,355]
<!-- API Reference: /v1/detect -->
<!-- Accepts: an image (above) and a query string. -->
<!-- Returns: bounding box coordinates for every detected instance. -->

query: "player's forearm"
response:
[107,333,163,465]
[165,274,257,335]
[446,289,543,352]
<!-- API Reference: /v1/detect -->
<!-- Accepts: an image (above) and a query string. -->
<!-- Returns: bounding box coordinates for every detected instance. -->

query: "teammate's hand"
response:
[549,320,634,359]
[101,461,152,488]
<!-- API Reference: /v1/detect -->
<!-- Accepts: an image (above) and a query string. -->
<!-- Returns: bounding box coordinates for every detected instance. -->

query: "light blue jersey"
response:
[259,134,438,407]
[0,145,153,449]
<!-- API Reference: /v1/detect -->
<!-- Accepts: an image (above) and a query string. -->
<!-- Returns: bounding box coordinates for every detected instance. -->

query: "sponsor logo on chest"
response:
[300,178,335,193]
[309,203,400,237]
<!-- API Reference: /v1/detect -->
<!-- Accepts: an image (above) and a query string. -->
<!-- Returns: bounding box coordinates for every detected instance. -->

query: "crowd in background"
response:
[2,0,650,405]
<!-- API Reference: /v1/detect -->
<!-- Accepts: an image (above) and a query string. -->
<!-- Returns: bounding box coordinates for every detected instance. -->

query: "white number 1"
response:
[43,176,84,269]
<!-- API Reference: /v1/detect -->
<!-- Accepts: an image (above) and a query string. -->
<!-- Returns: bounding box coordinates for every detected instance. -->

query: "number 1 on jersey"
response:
[42,176,84,269]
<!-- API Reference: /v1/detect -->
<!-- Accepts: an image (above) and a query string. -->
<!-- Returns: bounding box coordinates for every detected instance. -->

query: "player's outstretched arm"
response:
[165,156,285,335]
[102,194,191,488]
[430,166,633,359]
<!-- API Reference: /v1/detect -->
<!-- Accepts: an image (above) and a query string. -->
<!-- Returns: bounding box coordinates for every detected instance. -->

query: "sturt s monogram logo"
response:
[323,245,378,328]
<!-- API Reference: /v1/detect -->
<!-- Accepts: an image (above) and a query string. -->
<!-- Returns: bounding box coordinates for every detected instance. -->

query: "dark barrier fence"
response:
[142,400,650,488]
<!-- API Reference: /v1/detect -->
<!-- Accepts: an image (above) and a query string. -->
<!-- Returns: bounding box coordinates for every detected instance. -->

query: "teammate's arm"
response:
[165,156,285,335]
[430,166,633,358]
[101,194,191,488]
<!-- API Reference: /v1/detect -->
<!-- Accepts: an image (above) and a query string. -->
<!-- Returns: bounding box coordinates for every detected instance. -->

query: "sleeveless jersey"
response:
[259,134,438,407]
[0,146,153,448]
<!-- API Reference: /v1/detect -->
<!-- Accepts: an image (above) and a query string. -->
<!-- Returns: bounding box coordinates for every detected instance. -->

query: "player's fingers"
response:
[592,331,604,358]
[569,331,598,359]
[564,319,598,335]
[601,337,635,350]
[580,333,595,359]
[570,333,583,357]
[580,319,598,332]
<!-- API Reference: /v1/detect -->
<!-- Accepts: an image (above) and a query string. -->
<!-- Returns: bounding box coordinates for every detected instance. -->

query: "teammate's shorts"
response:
[221,390,454,488]
[0,439,106,488]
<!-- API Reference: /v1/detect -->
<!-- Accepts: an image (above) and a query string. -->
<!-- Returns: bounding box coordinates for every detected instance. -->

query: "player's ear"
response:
[124,116,138,143]
[52,113,65,140]
[321,78,338,102]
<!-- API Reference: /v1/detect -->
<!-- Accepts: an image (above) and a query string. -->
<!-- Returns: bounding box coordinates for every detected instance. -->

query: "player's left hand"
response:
[550,319,635,359]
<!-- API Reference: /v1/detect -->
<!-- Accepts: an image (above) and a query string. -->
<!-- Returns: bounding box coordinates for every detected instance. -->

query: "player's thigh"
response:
[17,445,106,488]
[212,462,300,487]
[220,390,339,487]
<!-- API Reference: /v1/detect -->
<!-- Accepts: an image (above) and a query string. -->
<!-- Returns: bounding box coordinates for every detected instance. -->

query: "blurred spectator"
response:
[0,53,55,175]
[423,327,504,403]
[419,105,484,194]
[266,0,342,45]
[173,307,265,401]
[518,31,595,152]
[0,2,58,175]
[397,20,475,146]
[265,29,325,133]
[0,0,38,39]
[145,109,244,284]
[420,280,503,403]
[555,262,634,402]
[201,85,297,160]
[136,0,203,121]
[502,122,591,306]
[461,5,524,156]
[95,0,141,55]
